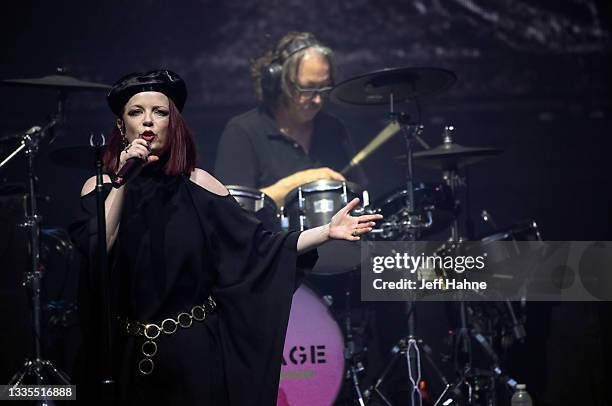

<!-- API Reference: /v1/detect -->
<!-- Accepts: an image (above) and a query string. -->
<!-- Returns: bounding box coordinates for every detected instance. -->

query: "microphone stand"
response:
[90,134,116,404]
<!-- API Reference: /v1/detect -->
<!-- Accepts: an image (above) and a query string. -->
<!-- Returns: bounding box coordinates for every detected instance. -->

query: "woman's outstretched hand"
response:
[329,198,383,241]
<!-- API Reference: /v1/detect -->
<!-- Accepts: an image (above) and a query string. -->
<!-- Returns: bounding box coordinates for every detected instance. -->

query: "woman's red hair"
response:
[102,99,197,176]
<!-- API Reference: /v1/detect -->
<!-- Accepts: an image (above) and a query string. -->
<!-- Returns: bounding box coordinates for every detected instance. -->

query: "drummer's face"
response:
[289,49,331,122]
[119,91,170,155]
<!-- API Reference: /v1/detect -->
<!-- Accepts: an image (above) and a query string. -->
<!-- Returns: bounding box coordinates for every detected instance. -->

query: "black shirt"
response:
[214,106,366,188]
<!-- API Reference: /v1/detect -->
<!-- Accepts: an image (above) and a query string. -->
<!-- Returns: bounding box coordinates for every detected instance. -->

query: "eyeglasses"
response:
[294,84,333,100]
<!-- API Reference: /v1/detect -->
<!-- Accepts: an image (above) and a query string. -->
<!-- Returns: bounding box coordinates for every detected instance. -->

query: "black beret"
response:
[107,69,187,116]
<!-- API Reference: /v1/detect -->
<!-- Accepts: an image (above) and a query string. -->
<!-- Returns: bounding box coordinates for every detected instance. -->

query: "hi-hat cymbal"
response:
[396,143,502,170]
[48,145,107,169]
[2,74,111,91]
[331,66,457,105]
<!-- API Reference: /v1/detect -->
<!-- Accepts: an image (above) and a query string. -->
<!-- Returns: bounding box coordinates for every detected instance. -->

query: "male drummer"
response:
[214,31,366,206]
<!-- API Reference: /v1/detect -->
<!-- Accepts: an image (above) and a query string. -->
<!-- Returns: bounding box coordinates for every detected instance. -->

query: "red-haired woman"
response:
[69,70,381,405]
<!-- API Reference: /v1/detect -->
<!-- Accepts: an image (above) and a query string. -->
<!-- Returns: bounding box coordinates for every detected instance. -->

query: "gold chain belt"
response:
[125,297,216,375]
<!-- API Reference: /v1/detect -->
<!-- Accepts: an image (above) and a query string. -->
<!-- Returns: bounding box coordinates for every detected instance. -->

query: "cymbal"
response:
[396,143,502,170]
[1,74,111,91]
[48,145,107,169]
[331,66,457,105]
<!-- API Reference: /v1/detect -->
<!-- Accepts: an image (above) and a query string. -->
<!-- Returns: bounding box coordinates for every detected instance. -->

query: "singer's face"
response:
[121,92,170,155]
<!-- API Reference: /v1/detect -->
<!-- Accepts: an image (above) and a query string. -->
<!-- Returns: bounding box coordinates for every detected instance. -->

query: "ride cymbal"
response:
[331,66,457,105]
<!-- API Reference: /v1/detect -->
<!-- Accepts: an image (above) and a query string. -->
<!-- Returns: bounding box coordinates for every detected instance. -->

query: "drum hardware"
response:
[333,66,459,406]
[0,117,71,389]
[480,209,499,230]
[342,272,368,406]
[438,319,520,405]
[368,336,452,406]
[440,126,462,242]
[2,69,112,150]
[333,66,527,405]
[1,72,111,395]
[333,66,454,176]
[370,183,455,240]
[370,116,440,406]
[432,218,541,404]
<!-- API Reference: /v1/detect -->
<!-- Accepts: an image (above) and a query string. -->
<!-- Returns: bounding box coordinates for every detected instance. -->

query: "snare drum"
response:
[226,185,280,231]
[278,285,344,406]
[283,180,369,275]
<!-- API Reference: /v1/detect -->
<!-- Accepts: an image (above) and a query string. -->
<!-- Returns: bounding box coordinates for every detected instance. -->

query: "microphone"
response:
[111,140,151,188]
[111,158,145,188]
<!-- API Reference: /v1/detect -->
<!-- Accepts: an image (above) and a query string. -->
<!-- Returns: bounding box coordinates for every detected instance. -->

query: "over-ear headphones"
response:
[260,35,320,102]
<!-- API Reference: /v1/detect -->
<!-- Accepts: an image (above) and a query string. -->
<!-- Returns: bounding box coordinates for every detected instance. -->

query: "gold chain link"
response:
[125,297,216,375]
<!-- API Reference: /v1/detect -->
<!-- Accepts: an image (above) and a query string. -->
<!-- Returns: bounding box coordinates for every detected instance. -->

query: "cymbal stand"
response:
[439,128,520,404]
[439,126,462,242]
[0,118,71,394]
[435,125,477,403]
[371,94,448,406]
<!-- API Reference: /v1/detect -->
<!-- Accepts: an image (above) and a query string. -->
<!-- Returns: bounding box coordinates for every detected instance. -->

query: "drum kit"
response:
[0,67,539,405]
[223,67,537,405]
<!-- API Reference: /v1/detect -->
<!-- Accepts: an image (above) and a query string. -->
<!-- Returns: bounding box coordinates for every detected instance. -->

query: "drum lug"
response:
[361,190,370,208]
[297,186,306,231]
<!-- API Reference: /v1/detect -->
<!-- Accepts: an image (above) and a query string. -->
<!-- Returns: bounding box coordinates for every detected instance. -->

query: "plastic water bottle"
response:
[511,384,533,406]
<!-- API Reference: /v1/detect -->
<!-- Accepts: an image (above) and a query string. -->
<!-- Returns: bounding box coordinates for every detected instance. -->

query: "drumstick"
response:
[341,121,401,175]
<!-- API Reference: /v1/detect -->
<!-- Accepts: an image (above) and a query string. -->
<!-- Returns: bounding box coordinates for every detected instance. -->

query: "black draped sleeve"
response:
[185,179,317,406]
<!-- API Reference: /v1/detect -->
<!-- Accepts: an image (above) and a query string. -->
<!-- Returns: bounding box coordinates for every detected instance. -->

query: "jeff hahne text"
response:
[371,252,488,291]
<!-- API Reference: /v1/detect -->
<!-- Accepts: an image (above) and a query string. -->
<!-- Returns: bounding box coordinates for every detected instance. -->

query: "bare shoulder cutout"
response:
[189,168,230,196]
[81,174,112,196]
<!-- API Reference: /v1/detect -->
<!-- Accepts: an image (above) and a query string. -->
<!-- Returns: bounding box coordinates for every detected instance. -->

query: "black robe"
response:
[69,166,317,405]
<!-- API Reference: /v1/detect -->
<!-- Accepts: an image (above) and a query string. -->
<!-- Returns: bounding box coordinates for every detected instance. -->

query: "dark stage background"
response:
[1,1,611,405]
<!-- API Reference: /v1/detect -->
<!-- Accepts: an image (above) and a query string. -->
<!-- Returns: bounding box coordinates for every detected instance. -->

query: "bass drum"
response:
[278,285,345,406]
